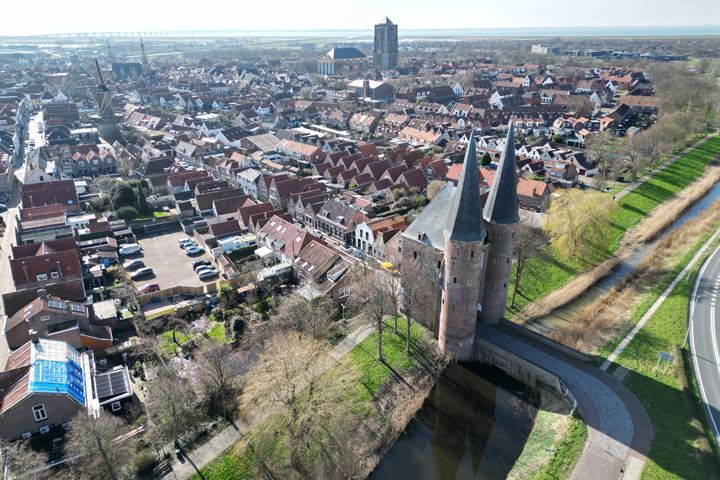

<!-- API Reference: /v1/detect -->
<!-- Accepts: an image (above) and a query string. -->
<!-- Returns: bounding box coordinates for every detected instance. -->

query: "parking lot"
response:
[125,231,215,290]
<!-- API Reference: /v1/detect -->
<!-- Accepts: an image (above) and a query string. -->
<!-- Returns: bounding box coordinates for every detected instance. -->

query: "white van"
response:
[118,243,141,256]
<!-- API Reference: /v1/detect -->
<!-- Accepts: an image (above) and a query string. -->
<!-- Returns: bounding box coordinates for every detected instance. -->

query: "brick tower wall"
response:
[481,222,515,324]
[399,237,444,336]
[438,237,484,359]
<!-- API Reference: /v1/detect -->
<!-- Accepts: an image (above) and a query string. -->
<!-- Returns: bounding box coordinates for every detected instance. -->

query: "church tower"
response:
[482,124,519,324]
[438,133,486,359]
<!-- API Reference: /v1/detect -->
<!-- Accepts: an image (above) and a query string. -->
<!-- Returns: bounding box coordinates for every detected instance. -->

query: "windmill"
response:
[92,59,122,144]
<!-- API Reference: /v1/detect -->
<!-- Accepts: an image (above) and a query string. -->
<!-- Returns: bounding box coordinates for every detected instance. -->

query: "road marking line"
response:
[602,226,720,371]
[690,240,720,444]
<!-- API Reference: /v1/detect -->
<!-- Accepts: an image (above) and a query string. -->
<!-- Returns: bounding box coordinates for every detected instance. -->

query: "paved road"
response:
[477,322,653,480]
[689,241,720,445]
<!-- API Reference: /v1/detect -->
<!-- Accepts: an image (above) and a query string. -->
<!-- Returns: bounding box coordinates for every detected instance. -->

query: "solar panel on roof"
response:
[95,370,129,400]
[48,300,66,310]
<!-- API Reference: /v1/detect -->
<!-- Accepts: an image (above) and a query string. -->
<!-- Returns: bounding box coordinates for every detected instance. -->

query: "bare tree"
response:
[510,222,547,308]
[1,440,50,480]
[64,413,135,480]
[274,294,334,339]
[566,95,595,118]
[586,131,621,189]
[147,365,200,449]
[243,332,366,479]
[353,269,400,362]
[195,340,242,420]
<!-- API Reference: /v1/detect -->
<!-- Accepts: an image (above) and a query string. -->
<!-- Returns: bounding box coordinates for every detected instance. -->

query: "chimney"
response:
[55,261,63,278]
[37,289,49,301]
[22,262,29,284]
[29,329,39,344]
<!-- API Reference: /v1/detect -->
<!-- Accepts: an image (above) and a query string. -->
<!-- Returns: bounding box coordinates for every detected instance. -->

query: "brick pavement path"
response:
[477,322,653,480]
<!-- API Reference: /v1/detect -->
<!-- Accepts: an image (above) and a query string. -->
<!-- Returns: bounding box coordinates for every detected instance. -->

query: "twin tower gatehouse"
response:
[400,124,519,359]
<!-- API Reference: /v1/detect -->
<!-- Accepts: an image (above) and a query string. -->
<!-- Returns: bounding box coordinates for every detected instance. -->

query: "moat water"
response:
[371,362,537,480]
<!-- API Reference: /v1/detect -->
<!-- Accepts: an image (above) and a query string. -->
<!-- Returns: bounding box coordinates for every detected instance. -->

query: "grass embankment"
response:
[600,230,720,479]
[509,410,587,480]
[193,317,435,479]
[509,136,720,317]
[547,198,720,352]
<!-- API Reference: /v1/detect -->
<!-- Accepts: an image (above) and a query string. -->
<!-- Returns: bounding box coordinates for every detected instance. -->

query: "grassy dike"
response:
[509,409,588,480]
[600,227,720,480]
[508,136,720,316]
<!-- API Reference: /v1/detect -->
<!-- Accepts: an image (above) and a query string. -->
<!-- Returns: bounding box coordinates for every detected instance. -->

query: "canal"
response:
[371,362,537,480]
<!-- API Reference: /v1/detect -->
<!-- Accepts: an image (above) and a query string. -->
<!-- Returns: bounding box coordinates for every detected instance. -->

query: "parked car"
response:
[198,270,219,280]
[193,260,212,272]
[122,259,145,270]
[341,245,353,253]
[178,238,196,248]
[130,267,154,280]
[192,259,211,270]
[312,229,324,237]
[185,245,204,256]
[138,283,160,294]
[203,294,219,308]
[118,243,141,256]
[196,266,216,276]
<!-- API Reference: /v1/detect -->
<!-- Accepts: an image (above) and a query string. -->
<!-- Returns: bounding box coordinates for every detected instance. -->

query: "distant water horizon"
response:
[3,24,718,39]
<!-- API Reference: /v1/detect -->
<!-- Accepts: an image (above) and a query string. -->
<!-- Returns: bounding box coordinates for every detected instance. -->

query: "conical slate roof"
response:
[444,132,486,242]
[483,123,519,225]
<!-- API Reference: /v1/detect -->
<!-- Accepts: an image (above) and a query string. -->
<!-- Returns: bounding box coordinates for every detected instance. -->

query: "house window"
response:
[507,257,510,264]
[32,404,47,422]
[50,271,59,279]
[36,273,48,281]
[40,316,50,322]
[338,287,350,298]
[470,251,474,258]
[413,252,417,260]
[453,277,457,283]
[111,401,122,412]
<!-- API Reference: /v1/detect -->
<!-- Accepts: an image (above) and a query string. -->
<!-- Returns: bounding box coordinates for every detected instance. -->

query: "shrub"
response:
[133,451,158,477]
[117,206,139,220]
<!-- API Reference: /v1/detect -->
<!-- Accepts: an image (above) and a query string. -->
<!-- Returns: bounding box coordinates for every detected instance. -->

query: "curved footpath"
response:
[477,322,653,480]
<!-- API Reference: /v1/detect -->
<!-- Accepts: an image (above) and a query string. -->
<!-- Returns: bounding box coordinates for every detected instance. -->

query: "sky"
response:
[3,0,719,36]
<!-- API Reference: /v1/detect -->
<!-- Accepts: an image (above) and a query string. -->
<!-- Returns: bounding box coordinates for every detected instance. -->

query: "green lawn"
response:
[508,136,720,315]
[133,211,172,221]
[526,416,588,480]
[207,321,227,342]
[606,137,720,252]
[190,447,255,480]
[599,230,720,479]
[347,317,428,401]
[157,329,194,356]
